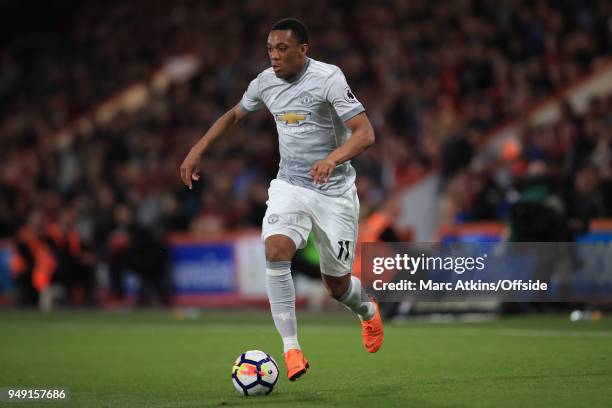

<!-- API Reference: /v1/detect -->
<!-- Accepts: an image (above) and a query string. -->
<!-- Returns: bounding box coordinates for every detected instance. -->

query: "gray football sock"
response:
[266,261,300,352]
[337,276,375,321]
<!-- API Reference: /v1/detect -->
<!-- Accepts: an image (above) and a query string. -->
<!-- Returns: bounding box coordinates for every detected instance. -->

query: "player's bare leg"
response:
[323,274,384,353]
[265,234,309,381]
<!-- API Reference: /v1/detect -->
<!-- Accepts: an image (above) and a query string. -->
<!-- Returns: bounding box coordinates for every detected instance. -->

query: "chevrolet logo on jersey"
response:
[275,111,310,126]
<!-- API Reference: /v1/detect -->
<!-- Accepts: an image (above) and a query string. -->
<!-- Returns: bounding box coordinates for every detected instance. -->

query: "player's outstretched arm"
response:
[309,112,375,184]
[180,104,249,189]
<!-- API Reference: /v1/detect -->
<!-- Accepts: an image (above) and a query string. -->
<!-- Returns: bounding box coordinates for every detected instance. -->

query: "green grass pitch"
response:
[1,310,611,407]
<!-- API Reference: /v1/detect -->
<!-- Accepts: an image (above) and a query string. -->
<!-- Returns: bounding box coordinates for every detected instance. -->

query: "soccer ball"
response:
[231,350,279,396]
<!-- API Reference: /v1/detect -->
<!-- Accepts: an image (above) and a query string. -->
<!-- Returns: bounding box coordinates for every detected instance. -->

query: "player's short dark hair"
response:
[271,18,309,44]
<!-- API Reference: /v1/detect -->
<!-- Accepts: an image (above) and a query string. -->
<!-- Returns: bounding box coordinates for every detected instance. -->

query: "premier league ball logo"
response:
[344,86,357,103]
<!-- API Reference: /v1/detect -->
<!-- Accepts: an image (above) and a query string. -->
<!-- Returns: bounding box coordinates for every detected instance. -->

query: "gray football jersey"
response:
[239,58,365,196]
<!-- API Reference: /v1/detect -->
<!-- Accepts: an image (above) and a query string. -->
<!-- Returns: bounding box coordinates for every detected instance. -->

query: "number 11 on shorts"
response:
[337,240,351,262]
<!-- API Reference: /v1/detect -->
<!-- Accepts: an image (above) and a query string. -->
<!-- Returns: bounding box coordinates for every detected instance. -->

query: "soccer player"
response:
[180,18,383,381]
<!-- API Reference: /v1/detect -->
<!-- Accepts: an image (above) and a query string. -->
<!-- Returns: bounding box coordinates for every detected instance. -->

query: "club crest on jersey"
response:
[297,91,315,107]
[344,86,357,103]
[275,111,310,126]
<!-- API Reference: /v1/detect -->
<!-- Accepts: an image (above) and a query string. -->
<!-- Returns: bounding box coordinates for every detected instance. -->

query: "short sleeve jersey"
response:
[240,58,365,196]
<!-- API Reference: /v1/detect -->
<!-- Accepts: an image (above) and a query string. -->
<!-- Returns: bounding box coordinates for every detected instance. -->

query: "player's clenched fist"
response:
[309,158,336,185]
[179,149,202,190]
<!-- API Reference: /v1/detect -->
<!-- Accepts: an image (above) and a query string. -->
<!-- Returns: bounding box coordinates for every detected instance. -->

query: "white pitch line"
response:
[3,321,612,339]
[397,327,612,339]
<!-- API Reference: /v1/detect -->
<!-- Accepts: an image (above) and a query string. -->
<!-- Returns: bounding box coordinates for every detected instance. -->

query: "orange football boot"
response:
[285,349,309,381]
[361,297,384,353]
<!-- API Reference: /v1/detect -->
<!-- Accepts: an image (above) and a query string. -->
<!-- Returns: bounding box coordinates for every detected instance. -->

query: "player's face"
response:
[267,30,308,79]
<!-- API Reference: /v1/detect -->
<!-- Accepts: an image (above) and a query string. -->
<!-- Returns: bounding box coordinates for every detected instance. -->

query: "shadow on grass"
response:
[209,383,467,408]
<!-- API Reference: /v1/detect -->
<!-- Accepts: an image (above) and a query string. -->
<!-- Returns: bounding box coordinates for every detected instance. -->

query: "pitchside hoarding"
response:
[169,233,268,304]
[1,231,611,304]
[0,245,12,294]
[171,243,236,294]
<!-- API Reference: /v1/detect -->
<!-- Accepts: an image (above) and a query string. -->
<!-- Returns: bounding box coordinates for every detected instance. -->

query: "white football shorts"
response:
[261,178,359,277]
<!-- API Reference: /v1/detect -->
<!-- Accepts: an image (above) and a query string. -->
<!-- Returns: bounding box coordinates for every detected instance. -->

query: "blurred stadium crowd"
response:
[1,0,611,305]
[441,95,612,240]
